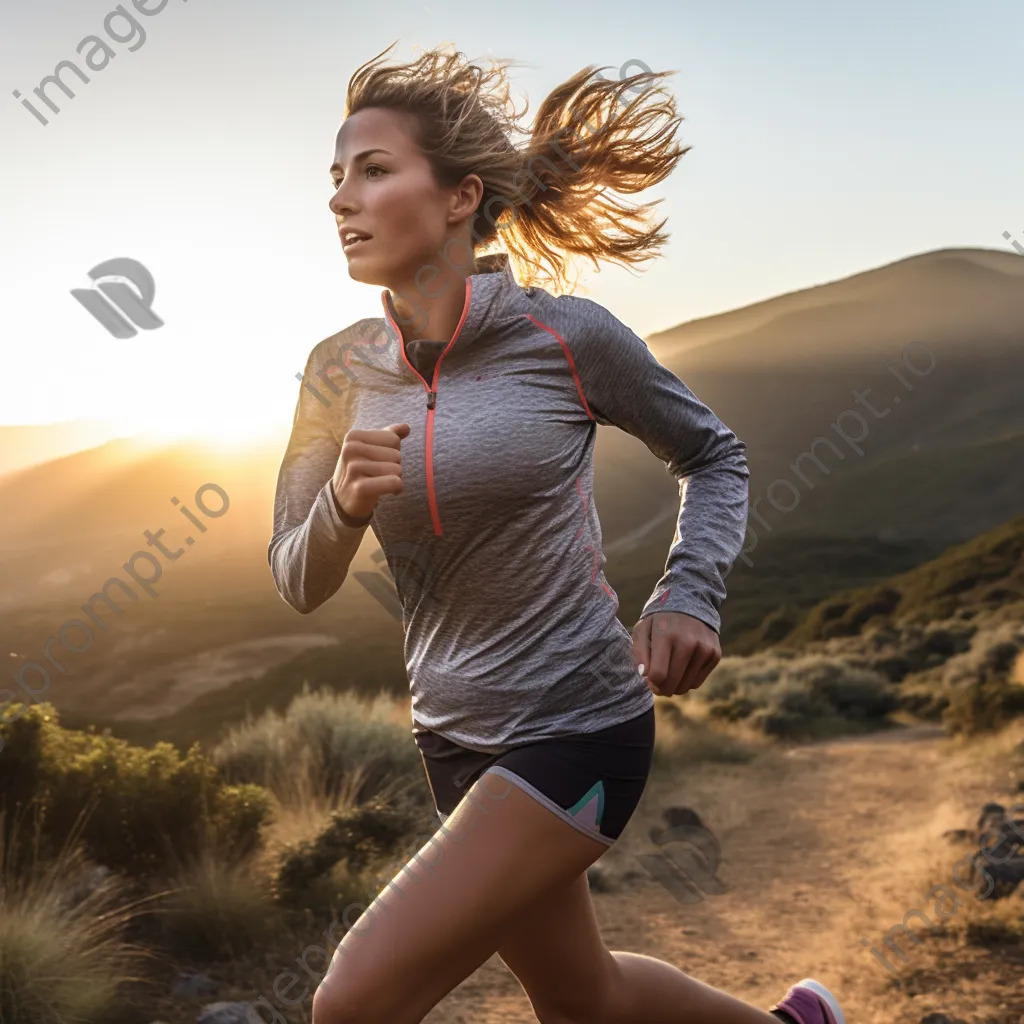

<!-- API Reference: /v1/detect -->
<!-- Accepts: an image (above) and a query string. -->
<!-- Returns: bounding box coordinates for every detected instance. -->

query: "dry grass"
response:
[0,814,150,1024]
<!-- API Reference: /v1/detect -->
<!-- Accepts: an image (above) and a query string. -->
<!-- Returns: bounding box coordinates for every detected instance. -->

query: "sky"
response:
[1,0,1021,441]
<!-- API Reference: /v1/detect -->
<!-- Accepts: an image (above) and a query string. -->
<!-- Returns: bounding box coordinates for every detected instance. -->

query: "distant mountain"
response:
[0,420,128,478]
[646,246,1024,545]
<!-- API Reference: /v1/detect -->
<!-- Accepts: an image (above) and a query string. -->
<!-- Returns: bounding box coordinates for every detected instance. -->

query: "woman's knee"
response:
[311,963,395,1024]
[530,968,625,1024]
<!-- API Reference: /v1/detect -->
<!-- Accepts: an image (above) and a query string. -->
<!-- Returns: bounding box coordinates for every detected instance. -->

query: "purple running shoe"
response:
[769,978,846,1024]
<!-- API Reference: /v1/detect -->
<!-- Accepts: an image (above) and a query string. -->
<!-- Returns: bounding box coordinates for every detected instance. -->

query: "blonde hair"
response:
[343,41,689,294]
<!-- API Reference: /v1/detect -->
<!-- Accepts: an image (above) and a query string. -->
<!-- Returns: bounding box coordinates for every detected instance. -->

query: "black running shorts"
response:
[413,706,655,847]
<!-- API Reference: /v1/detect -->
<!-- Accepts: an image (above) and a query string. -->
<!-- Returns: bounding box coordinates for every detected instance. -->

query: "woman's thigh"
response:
[311,770,609,1024]
[497,870,623,1024]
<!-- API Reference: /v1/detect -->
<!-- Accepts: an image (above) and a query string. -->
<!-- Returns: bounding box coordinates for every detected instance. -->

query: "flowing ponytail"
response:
[344,41,689,293]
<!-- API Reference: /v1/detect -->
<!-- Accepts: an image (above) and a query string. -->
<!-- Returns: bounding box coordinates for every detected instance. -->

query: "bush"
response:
[697,653,898,737]
[0,816,144,1024]
[651,699,757,768]
[273,796,423,908]
[790,660,900,719]
[935,622,1024,735]
[145,851,286,962]
[212,687,423,807]
[0,703,273,878]
[943,676,1024,737]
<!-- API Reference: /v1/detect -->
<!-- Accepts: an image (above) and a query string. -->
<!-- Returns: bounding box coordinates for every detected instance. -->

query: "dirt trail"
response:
[424,723,1024,1024]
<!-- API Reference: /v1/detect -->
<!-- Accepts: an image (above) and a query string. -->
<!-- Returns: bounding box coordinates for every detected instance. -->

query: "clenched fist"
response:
[332,423,410,519]
[631,611,721,697]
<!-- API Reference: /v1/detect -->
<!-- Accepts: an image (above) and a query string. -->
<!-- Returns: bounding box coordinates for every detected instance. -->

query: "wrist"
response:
[330,485,373,527]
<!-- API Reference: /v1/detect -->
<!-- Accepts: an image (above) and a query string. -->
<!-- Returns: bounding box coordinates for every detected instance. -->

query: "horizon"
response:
[0,242,1016,448]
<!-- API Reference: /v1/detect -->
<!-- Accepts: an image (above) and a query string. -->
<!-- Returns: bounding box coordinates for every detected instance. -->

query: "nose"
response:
[329,184,353,218]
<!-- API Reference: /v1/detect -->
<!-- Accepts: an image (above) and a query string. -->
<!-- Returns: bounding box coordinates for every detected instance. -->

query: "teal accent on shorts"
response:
[569,779,606,830]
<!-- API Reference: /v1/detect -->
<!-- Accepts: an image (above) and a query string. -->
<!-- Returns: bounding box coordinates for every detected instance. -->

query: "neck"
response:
[387,255,479,346]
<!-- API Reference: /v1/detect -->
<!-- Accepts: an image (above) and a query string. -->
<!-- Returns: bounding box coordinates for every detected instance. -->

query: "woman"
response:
[269,41,845,1024]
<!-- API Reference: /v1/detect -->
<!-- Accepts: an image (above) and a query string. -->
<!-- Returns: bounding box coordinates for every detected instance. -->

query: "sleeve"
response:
[566,296,750,634]
[267,342,372,614]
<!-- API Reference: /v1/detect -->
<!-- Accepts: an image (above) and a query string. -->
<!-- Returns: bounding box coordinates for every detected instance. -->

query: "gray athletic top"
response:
[269,255,750,754]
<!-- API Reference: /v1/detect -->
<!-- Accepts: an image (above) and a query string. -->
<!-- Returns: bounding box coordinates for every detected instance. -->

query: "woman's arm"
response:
[565,296,750,634]
[268,341,371,614]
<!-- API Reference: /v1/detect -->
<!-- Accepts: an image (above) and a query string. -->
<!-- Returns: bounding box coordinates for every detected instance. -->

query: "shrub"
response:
[897,683,949,719]
[870,653,915,683]
[0,815,145,1024]
[749,709,805,739]
[212,687,423,807]
[0,703,273,878]
[699,657,780,703]
[697,653,897,737]
[273,796,423,908]
[705,696,759,722]
[145,851,286,962]
[651,699,757,768]
[792,661,900,719]
[943,676,1024,737]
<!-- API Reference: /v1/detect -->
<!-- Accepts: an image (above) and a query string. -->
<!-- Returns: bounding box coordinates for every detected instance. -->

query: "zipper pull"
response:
[427,390,436,409]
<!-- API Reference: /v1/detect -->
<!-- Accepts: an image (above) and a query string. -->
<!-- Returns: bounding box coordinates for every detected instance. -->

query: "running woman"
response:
[269,41,845,1024]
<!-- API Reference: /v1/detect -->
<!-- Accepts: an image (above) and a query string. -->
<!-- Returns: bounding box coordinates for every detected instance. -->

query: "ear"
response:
[451,173,485,221]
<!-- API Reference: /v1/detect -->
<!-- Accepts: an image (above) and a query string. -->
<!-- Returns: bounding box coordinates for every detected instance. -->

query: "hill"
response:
[720,516,1024,651]
[758,514,1024,651]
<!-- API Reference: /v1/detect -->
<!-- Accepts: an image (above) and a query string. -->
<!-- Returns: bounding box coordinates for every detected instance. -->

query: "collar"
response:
[379,252,522,348]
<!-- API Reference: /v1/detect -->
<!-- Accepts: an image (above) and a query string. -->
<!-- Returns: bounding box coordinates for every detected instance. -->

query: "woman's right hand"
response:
[332,423,410,519]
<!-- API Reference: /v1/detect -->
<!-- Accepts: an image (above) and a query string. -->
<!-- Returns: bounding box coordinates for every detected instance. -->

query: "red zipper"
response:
[385,280,473,536]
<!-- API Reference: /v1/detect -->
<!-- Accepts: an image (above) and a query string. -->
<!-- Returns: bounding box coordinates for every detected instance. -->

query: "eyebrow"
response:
[330,148,393,174]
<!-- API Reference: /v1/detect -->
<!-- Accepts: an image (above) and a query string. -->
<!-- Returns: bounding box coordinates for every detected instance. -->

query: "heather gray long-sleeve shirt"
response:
[268,256,750,754]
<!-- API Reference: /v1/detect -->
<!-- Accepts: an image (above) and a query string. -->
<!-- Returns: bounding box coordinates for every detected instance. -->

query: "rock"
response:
[196,1003,250,1024]
[586,865,616,892]
[649,806,708,845]
[172,974,221,1000]
[977,802,1007,833]
[941,828,974,844]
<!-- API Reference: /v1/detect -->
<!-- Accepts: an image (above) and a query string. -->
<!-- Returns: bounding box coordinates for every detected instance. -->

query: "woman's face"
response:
[330,107,480,290]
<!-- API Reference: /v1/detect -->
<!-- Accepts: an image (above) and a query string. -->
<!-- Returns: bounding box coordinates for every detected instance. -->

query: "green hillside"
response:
[766,514,1024,650]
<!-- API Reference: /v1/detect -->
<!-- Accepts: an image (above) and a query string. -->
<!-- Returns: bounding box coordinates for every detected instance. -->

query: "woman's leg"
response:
[311,769,612,1024]
[497,869,783,1024]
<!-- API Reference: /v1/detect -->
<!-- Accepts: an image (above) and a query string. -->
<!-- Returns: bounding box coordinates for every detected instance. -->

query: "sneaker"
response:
[769,978,846,1024]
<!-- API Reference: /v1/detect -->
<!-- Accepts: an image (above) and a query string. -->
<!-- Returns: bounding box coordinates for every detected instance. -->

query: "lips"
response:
[341,231,372,251]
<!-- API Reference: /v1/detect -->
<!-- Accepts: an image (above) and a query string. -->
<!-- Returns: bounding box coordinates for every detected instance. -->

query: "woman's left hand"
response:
[630,611,721,697]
